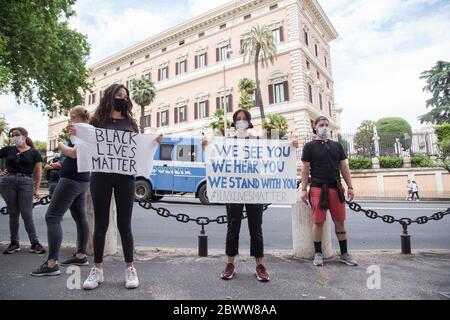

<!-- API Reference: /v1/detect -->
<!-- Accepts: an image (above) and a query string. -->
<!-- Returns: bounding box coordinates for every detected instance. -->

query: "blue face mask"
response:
[235,120,249,131]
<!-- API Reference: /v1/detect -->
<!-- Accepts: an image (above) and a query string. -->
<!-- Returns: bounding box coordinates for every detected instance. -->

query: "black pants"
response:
[90,173,135,263]
[225,204,264,258]
[411,191,420,200]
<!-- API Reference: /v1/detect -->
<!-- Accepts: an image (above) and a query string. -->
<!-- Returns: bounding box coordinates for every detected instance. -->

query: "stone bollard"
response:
[292,200,333,259]
[86,188,118,256]
[371,157,380,169]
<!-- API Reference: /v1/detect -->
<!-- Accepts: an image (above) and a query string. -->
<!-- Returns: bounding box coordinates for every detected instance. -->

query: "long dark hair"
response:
[90,83,138,132]
[9,127,34,148]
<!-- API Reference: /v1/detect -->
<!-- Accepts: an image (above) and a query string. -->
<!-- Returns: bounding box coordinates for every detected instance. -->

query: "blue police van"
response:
[135,136,209,204]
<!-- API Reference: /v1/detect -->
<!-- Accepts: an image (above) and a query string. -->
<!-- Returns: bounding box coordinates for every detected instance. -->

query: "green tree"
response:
[241,25,277,122]
[0,117,8,137]
[262,114,289,139]
[435,123,450,173]
[238,77,256,110]
[210,108,232,136]
[419,61,450,125]
[376,117,412,155]
[131,76,156,133]
[354,120,376,157]
[0,0,91,114]
[338,133,350,157]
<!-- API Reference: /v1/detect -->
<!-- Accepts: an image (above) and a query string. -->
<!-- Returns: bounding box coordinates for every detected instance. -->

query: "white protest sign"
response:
[71,123,158,176]
[205,137,297,204]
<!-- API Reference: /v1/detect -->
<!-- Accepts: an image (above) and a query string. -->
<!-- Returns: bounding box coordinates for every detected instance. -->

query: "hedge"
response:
[349,158,372,170]
[411,154,435,168]
[379,156,403,168]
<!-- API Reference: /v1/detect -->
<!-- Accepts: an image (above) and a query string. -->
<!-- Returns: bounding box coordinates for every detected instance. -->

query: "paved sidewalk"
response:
[0,243,449,300]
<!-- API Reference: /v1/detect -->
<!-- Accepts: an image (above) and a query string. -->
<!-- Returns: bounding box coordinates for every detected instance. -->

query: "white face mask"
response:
[317,127,329,138]
[235,120,249,131]
[12,136,24,147]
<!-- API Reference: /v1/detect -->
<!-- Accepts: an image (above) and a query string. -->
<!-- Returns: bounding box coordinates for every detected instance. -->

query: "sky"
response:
[1,0,449,142]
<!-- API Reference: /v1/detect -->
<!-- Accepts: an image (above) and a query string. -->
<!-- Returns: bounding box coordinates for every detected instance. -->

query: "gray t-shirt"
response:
[91,117,137,133]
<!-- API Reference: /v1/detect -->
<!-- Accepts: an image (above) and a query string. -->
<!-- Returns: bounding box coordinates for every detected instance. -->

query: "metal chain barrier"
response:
[138,199,270,256]
[346,200,450,253]
[0,195,52,215]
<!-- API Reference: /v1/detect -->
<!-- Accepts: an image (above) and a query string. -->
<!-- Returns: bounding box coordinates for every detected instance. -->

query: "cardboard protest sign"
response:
[205,137,297,204]
[71,123,158,176]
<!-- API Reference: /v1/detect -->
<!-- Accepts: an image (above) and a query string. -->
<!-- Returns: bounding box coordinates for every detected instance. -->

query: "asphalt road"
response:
[1,196,449,251]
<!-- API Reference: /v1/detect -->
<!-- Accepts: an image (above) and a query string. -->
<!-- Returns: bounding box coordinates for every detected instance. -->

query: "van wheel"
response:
[198,184,209,204]
[135,180,152,201]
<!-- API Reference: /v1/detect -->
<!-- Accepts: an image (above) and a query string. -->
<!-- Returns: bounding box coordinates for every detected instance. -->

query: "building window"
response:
[220,23,226,30]
[145,54,150,59]
[324,55,328,68]
[162,47,167,53]
[319,93,323,110]
[198,32,205,38]
[316,71,320,80]
[116,66,120,71]
[158,67,168,81]
[130,61,134,66]
[304,30,309,46]
[328,101,332,116]
[308,84,313,103]
[269,81,289,104]
[178,106,186,122]
[103,72,107,77]
[196,53,207,68]
[144,115,151,128]
[270,4,278,10]
[91,93,96,105]
[161,110,168,127]
[326,81,329,89]
[274,83,285,103]
[218,45,230,61]
[179,40,185,46]
[315,44,318,57]
[306,60,310,70]
[144,72,151,80]
[217,95,233,112]
[176,60,187,75]
[244,14,251,20]
[199,101,207,118]
[272,27,284,43]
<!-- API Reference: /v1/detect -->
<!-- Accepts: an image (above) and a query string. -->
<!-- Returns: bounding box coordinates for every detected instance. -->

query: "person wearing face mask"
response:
[204,109,298,282]
[300,116,358,267]
[0,127,46,255]
[68,84,162,290]
[31,107,92,277]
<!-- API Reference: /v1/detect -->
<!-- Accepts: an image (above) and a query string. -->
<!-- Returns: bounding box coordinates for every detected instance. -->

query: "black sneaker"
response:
[31,261,61,277]
[61,255,89,266]
[3,242,21,254]
[30,243,46,254]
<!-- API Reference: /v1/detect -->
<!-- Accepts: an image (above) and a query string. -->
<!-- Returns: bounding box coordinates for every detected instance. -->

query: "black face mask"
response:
[113,98,128,112]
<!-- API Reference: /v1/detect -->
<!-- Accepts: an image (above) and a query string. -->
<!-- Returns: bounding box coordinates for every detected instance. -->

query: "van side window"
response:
[160,144,174,161]
[177,144,198,162]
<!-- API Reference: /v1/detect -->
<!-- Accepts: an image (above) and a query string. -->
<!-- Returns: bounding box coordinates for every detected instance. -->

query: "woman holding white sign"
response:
[69,84,161,290]
[203,109,298,282]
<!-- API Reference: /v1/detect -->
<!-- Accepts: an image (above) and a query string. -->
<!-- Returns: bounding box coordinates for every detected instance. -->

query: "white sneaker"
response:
[83,267,104,290]
[125,266,139,289]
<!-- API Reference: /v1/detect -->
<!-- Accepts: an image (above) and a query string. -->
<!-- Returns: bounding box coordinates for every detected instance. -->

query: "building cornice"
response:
[89,0,273,73]
[302,0,338,42]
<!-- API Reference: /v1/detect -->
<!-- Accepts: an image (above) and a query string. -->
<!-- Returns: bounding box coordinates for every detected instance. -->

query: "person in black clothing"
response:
[0,127,46,254]
[300,116,357,267]
[31,106,92,276]
[69,84,162,290]
[45,149,63,197]
[203,109,298,282]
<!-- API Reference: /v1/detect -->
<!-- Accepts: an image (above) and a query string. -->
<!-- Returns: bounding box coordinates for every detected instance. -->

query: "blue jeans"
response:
[0,175,39,244]
[45,178,90,261]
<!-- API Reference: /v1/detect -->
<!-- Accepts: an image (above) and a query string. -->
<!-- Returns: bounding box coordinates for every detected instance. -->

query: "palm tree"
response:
[238,78,256,110]
[131,76,156,133]
[241,24,278,122]
[210,109,232,136]
[0,118,8,138]
[262,114,288,139]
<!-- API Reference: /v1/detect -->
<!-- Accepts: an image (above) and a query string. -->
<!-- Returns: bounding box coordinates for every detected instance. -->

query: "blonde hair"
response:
[70,106,90,123]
